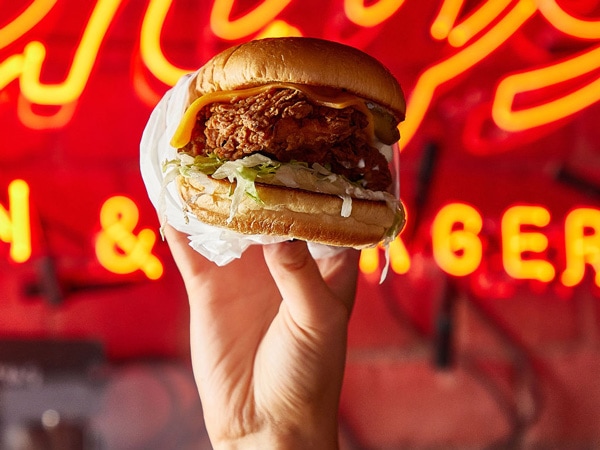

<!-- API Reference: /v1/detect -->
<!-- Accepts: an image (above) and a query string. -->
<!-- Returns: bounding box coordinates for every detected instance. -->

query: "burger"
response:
[164,37,406,249]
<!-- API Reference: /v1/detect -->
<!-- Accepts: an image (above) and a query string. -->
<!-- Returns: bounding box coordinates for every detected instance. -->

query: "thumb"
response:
[263,241,350,329]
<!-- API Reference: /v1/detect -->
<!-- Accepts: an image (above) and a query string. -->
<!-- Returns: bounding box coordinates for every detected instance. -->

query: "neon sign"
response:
[501,205,555,283]
[0,180,31,264]
[95,196,164,281]
[1,2,599,287]
[2,0,122,111]
[359,203,600,288]
[1,178,598,286]
[1,0,598,140]
[403,0,600,150]
[0,180,163,280]
[562,208,600,287]
[432,203,483,277]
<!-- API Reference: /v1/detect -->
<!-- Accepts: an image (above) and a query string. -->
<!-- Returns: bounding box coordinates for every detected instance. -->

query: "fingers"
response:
[163,225,212,282]
[165,225,359,327]
[164,225,277,304]
[314,247,360,308]
[263,241,359,327]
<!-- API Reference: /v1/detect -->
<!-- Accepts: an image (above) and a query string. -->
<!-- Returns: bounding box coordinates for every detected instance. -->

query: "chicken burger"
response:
[164,37,406,248]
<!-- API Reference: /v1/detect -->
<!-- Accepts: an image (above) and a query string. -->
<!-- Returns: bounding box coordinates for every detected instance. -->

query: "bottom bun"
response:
[176,175,403,248]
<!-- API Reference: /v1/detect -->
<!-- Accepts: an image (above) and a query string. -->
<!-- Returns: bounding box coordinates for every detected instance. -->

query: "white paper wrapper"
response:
[140,73,345,265]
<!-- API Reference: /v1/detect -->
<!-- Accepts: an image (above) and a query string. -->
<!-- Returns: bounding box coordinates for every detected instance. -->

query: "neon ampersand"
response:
[95,196,163,280]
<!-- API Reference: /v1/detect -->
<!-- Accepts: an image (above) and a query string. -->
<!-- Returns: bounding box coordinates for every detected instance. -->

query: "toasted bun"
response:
[194,37,405,121]
[177,176,404,248]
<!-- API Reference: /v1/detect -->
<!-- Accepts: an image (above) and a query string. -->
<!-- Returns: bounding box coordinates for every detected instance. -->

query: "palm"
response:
[165,227,359,445]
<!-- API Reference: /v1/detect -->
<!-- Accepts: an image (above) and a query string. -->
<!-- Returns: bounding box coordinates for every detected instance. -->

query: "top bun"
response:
[194,37,405,121]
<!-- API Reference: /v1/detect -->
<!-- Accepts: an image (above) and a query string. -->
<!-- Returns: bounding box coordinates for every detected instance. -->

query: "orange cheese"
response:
[170,82,375,149]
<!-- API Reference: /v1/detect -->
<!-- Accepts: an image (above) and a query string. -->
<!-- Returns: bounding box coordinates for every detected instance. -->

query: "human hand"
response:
[164,226,360,449]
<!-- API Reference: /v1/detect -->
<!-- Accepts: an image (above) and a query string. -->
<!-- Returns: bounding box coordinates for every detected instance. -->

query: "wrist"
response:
[210,424,339,450]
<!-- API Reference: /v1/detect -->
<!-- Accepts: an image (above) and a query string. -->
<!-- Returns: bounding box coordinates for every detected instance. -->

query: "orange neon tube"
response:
[447,0,512,47]
[431,0,465,40]
[400,0,536,151]
[0,0,58,50]
[20,0,123,105]
[140,0,190,87]
[493,45,600,131]
[536,0,600,40]
[344,0,406,28]
[210,0,292,40]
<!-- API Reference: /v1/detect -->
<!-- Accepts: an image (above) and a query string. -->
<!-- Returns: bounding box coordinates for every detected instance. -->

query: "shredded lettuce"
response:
[163,151,403,240]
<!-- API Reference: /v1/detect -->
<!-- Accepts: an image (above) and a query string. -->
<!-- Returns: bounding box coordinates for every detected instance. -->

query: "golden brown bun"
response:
[177,175,404,248]
[194,37,405,121]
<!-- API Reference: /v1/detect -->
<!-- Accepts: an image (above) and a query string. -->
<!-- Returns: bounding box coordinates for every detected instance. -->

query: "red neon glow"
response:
[0,0,597,142]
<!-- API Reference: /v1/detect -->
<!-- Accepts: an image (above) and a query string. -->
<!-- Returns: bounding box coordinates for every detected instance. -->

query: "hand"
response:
[164,226,360,449]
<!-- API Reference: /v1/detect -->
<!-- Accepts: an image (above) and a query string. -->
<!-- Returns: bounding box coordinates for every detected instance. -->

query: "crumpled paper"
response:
[139,72,344,265]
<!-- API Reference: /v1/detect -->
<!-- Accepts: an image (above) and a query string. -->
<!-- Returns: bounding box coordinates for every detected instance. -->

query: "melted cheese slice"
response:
[170,82,377,149]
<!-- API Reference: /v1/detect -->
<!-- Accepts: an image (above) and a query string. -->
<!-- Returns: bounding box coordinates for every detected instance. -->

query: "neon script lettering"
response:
[1,1,599,137]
